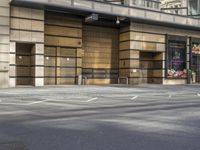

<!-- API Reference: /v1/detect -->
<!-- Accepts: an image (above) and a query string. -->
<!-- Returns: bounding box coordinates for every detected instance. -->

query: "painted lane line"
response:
[0,111,28,115]
[27,99,51,105]
[197,93,200,97]
[169,94,172,98]
[0,103,27,106]
[86,97,98,102]
[0,99,52,106]
[131,96,138,100]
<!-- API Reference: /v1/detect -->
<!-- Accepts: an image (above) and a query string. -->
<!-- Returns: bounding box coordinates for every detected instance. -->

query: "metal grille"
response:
[0,142,28,150]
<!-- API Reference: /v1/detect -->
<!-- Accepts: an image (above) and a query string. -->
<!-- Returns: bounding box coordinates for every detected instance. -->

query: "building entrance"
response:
[82,25,119,84]
[44,47,78,85]
[16,43,34,86]
[140,51,163,84]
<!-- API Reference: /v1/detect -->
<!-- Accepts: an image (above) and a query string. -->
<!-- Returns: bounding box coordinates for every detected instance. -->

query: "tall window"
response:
[138,0,145,6]
[130,0,160,9]
[189,0,199,15]
[132,0,137,5]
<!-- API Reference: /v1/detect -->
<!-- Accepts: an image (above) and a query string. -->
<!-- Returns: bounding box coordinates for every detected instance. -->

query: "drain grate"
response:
[0,142,28,150]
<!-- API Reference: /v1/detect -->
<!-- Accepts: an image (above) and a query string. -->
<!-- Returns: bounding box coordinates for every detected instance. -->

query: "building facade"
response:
[0,0,200,88]
[161,0,200,16]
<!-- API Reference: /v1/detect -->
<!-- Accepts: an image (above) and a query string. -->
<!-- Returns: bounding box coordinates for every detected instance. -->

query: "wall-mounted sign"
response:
[166,35,187,78]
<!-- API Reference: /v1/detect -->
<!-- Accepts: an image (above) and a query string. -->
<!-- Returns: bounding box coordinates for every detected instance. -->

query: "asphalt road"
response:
[0,85,200,150]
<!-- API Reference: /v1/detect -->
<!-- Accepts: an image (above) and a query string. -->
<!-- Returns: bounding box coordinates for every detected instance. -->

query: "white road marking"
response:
[169,94,172,98]
[131,96,138,100]
[197,93,200,97]
[27,99,51,105]
[0,111,28,115]
[86,97,98,102]
[0,103,27,106]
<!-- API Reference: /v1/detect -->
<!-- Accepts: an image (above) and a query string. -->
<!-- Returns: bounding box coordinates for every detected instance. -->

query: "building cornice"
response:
[11,0,200,30]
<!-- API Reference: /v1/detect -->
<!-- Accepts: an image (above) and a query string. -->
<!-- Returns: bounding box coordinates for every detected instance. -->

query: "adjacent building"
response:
[0,0,200,88]
[161,0,200,16]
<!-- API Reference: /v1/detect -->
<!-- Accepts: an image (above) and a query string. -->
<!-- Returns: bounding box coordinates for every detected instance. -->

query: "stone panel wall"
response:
[0,0,9,88]
[120,22,200,84]
[10,6,44,87]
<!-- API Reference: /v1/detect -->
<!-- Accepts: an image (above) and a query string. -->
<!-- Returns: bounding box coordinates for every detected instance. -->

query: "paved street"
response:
[0,85,200,150]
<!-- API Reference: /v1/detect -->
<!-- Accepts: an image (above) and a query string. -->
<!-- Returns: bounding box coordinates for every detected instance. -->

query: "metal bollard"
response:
[78,75,82,85]
[82,76,87,85]
[126,77,129,85]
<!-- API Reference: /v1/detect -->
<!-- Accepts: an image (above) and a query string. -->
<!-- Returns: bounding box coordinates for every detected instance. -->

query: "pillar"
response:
[0,0,10,88]
[33,44,44,86]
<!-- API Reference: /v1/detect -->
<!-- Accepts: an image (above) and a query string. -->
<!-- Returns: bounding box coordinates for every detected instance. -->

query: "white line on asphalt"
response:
[197,93,200,96]
[0,99,74,106]
[0,103,27,106]
[27,99,51,105]
[0,111,28,115]
[169,94,172,98]
[86,97,98,102]
[131,96,138,100]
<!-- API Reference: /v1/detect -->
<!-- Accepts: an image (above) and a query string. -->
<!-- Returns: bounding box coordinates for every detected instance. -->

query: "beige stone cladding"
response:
[120,22,200,84]
[82,25,119,85]
[0,0,9,88]
[44,13,82,85]
[10,6,44,87]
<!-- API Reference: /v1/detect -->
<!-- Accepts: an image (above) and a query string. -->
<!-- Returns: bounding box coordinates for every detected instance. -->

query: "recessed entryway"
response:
[16,43,34,86]
[44,47,77,85]
[82,25,119,84]
[140,51,163,84]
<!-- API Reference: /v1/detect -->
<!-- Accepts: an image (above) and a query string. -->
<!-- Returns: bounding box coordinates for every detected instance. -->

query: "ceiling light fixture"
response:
[116,16,120,24]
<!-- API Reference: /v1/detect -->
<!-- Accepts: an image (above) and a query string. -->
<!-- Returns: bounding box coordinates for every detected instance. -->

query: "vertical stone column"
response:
[0,0,9,88]
[10,6,44,87]
[33,44,44,86]
[56,47,61,85]
[119,25,140,84]
[9,42,16,87]
[76,48,83,84]
[187,37,190,71]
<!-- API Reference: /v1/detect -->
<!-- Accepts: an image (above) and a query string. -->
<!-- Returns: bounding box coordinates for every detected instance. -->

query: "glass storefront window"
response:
[191,38,200,83]
[166,35,187,79]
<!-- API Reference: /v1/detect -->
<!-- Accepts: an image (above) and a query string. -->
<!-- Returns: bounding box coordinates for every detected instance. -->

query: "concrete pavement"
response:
[0,85,200,150]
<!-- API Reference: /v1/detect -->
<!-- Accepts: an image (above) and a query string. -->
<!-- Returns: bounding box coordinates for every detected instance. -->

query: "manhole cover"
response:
[0,142,28,150]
